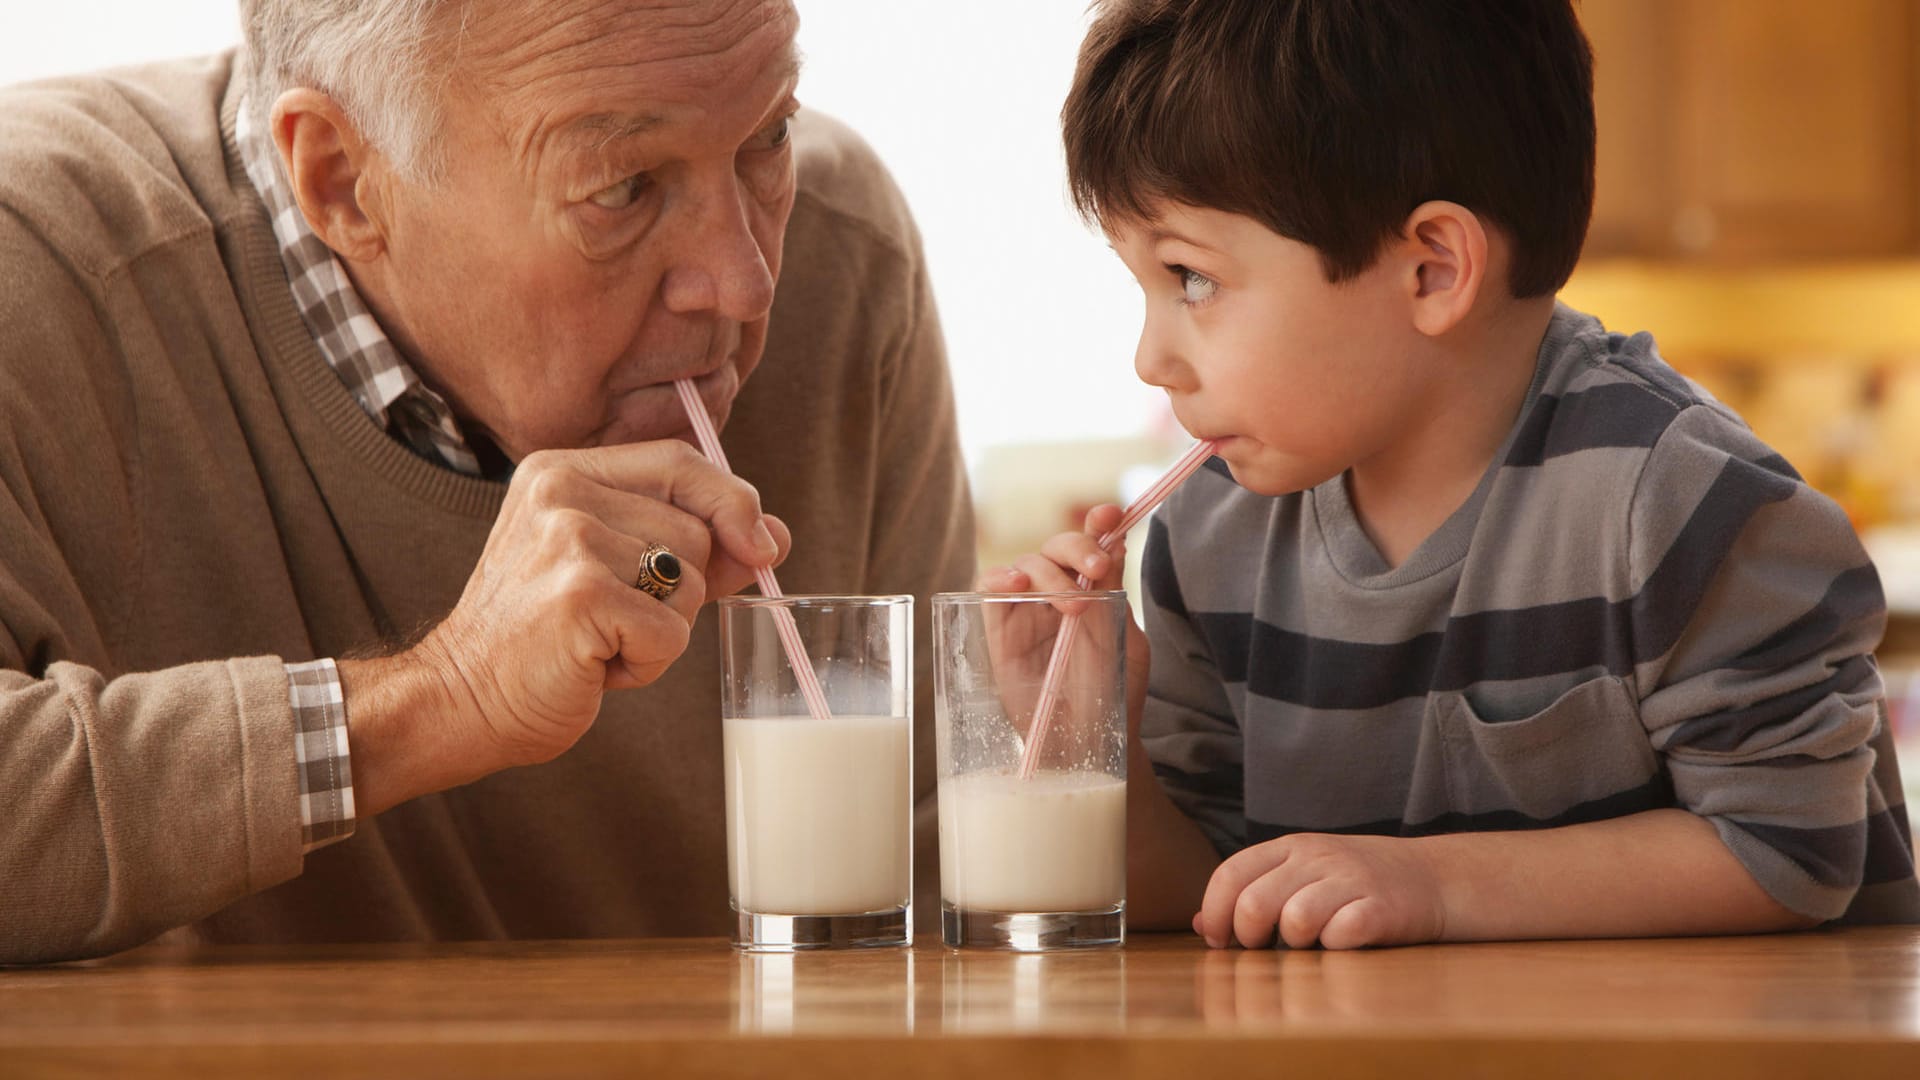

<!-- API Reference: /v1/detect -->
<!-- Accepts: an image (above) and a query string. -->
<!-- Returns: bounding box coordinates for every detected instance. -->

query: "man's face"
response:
[360,0,801,461]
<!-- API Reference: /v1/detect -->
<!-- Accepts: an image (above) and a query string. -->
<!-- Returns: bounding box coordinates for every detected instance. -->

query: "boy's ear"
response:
[269,88,390,265]
[1399,200,1488,338]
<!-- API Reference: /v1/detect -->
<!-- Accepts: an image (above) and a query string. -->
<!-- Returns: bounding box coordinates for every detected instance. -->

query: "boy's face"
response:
[1107,203,1429,497]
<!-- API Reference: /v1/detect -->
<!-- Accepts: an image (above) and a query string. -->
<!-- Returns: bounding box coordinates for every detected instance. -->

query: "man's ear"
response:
[269,88,388,264]
[1399,200,1487,338]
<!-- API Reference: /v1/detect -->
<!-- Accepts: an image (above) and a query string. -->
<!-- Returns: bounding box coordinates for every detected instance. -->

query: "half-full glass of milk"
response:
[933,591,1128,949]
[720,594,914,951]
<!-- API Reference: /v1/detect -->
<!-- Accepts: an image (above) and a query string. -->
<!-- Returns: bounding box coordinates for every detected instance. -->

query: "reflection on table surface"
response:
[728,929,1920,1036]
[9,928,1917,1040]
[7,929,1920,1079]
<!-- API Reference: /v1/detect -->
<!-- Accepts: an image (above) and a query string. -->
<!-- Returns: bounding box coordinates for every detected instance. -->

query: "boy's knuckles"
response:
[1278,902,1323,949]
[1324,901,1382,949]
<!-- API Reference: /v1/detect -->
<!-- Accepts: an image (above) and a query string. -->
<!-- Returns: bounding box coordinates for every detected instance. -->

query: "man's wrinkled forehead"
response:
[459,0,801,139]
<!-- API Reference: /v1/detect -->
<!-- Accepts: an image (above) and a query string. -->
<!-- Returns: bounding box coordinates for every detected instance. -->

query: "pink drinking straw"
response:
[1016,438,1218,779]
[674,379,833,722]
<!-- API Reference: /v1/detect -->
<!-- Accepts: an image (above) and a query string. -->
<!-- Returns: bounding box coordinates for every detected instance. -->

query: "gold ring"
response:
[634,543,682,602]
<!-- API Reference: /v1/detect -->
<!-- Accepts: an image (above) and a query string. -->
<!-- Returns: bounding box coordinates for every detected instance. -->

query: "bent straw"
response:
[674,378,833,722]
[1016,439,1218,779]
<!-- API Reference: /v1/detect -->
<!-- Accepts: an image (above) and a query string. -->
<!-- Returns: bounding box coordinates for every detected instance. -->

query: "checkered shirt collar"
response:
[235,97,483,477]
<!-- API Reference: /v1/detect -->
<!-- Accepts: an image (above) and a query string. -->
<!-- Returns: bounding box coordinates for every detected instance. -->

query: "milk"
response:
[939,771,1127,913]
[723,714,911,916]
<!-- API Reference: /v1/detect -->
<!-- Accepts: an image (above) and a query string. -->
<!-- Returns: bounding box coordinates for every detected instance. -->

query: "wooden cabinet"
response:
[1581,0,1918,260]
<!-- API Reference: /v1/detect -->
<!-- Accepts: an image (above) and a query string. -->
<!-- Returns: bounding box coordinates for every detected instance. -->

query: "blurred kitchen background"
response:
[1574,0,1920,803]
[7,1,1919,802]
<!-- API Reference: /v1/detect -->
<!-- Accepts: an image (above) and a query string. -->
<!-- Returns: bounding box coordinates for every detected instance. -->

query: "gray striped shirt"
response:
[1140,304,1918,924]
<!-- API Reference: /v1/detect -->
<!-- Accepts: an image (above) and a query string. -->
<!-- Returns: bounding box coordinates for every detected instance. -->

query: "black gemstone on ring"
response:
[650,550,682,585]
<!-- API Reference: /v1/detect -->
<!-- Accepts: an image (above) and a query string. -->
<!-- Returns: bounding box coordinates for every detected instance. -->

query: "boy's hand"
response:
[1194,833,1448,950]
[978,504,1150,738]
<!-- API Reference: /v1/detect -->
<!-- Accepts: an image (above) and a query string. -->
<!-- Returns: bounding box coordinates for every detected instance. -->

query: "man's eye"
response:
[761,116,792,149]
[588,174,649,211]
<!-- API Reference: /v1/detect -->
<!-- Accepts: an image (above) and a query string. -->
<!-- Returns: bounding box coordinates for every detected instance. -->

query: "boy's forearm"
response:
[1125,739,1222,929]
[1424,808,1818,941]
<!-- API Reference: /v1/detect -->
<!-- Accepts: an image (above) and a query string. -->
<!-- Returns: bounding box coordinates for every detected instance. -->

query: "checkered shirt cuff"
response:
[285,658,357,852]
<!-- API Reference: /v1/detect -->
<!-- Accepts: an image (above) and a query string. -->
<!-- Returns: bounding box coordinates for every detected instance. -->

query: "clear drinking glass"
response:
[720,594,913,950]
[933,591,1128,950]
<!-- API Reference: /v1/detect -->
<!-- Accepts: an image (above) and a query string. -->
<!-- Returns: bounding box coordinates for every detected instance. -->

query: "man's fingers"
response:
[543,505,708,622]
[527,442,778,569]
[568,482,716,571]
[609,593,696,687]
[705,513,792,599]
[513,447,791,607]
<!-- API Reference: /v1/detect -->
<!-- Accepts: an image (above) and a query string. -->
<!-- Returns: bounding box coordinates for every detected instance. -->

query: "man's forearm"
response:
[1125,739,1223,929]
[1425,808,1818,941]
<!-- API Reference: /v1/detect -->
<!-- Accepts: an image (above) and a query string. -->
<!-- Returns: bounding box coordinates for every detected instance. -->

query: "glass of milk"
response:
[933,591,1128,949]
[720,594,914,951]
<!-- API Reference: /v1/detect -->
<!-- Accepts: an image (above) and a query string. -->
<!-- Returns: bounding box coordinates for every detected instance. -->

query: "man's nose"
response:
[659,176,777,322]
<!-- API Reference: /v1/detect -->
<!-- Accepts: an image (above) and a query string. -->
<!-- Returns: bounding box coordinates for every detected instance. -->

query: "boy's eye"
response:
[588,173,651,211]
[1174,266,1217,305]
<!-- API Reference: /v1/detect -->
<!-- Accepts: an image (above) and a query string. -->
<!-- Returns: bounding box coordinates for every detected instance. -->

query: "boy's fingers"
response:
[1039,531,1112,581]
[1233,864,1322,950]
[1276,878,1360,950]
[1010,552,1087,595]
[1230,880,1283,950]
[1317,896,1388,951]
[1198,842,1291,947]
[979,565,1028,591]
[1082,503,1126,536]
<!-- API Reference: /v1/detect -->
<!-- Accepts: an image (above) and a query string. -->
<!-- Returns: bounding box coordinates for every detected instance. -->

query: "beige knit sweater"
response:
[0,54,975,963]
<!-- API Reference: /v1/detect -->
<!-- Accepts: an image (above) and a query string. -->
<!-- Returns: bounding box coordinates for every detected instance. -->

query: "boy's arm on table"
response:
[1431,809,1815,940]
[1195,808,1811,950]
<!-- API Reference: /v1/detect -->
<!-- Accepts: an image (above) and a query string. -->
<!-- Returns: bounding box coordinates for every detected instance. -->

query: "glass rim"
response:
[933,589,1128,603]
[718,593,913,609]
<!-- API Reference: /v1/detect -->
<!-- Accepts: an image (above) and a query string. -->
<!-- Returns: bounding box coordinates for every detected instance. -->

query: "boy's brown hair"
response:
[1062,0,1595,298]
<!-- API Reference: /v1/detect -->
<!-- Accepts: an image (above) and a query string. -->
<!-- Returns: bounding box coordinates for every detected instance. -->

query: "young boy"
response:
[991,0,1918,948]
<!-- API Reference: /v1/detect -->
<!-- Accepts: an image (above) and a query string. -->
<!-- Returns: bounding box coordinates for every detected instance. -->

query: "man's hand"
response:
[341,440,791,815]
[1194,833,1448,950]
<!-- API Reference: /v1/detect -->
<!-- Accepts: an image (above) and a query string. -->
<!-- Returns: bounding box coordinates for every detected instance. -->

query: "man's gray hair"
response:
[240,0,464,183]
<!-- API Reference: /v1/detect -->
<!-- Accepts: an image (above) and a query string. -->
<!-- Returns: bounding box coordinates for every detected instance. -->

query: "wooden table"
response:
[5,929,1919,1078]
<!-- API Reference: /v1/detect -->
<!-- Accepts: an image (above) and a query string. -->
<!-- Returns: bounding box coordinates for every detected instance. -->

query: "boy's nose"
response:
[1133,316,1185,391]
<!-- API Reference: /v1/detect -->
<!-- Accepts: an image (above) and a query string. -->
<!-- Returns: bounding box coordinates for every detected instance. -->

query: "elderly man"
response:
[0,0,972,963]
